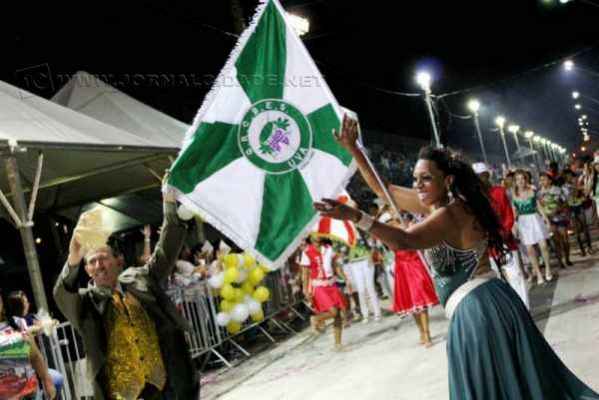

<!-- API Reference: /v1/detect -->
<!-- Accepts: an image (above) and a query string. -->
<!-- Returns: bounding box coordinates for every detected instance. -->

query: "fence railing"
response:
[39,262,305,399]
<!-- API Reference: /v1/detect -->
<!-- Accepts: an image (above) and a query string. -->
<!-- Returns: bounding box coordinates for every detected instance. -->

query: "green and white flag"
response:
[168,0,355,267]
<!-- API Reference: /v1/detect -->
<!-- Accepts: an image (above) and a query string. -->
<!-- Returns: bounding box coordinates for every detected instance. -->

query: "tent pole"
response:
[4,154,49,311]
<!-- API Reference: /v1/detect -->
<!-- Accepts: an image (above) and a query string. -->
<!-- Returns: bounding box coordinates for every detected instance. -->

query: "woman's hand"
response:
[314,198,362,222]
[333,114,360,152]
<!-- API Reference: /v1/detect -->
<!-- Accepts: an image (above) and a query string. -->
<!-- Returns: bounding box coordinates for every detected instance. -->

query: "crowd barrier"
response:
[38,263,305,399]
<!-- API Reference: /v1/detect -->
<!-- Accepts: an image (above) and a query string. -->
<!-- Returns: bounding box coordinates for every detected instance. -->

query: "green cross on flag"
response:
[168,0,356,267]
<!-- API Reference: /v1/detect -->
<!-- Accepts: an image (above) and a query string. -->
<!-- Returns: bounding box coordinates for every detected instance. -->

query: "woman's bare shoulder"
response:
[446,201,486,245]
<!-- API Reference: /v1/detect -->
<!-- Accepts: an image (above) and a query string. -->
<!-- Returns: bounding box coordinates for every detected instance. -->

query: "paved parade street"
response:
[204,251,599,400]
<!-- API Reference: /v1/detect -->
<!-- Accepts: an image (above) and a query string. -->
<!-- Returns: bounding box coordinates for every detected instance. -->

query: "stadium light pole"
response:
[416,71,442,148]
[495,116,511,168]
[467,99,488,164]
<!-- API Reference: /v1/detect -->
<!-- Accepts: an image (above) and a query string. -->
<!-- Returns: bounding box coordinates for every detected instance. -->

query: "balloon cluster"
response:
[208,253,271,334]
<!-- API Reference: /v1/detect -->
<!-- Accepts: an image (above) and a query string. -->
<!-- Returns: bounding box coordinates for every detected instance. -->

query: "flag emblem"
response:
[238,99,312,174]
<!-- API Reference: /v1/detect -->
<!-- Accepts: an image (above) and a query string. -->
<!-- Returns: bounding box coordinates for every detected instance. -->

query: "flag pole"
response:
[353,121,405,224]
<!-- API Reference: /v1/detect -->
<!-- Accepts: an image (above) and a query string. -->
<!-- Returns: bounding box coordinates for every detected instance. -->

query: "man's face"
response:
[478,171,490,185]
[85,246,122,288]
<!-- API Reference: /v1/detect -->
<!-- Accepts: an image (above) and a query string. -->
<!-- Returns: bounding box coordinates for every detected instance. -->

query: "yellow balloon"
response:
[243,253,256,268]
[223,254,238,269]
[223,267,239,284]
[258,263,270,273]
[248,267,265,285]
[220,299,234,313]
[220,284,235,301]
[253,286,270,303]
[241,281,255,295]
[233,288,245,303]
[226,321,242,334]
[251,309,264,322]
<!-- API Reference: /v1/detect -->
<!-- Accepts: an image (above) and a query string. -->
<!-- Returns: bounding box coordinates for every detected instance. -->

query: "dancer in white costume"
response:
[511,170,552,286]
[344,237,381,323]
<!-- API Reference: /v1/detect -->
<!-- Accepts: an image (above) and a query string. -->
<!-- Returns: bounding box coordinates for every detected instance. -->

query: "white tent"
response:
[0,78,186,308]
[51,71,188,148]
[0,79,179,230]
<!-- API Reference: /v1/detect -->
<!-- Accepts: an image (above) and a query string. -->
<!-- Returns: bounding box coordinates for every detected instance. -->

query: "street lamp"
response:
[415,71,442,149]
[495,116,511,168]
[541,138,552,165]
[575,104,582,110]
[564,60,575,71]
[508,124,521,156]
[524,130,534,140]
[523,130,536,167]
[551,143,559,161]
[287,13,310,36]
[533,135,544,168]
[510,126,523,161]
[467,99,488,164]
[573,91,580,99]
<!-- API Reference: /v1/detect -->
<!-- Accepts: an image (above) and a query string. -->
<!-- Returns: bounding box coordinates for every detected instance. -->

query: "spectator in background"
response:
[563,170,594,256]
[538,172,571,271]
[547,161,564,186]
[585,157,599,223]
[4,291,64,397]
[1,291,56,399]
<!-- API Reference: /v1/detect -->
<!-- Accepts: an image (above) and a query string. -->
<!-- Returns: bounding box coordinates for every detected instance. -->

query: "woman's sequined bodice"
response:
[422,240,487,306]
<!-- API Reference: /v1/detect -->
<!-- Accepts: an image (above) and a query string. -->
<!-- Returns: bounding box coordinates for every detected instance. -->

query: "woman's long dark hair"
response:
[418,146,507,259]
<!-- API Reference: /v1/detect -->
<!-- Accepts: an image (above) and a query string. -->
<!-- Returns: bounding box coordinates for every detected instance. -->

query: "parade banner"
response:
[168,0,355,267]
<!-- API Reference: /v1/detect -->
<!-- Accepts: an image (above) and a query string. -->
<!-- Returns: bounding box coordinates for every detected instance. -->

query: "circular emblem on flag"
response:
[238,99,312,174]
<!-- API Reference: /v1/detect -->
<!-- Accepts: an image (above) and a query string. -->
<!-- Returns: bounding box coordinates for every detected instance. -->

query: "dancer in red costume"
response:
[473,163,530,308]
[391,213,439,347]
[301,237,347,350]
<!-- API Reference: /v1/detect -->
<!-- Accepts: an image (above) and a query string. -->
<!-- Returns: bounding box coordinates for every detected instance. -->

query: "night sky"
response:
[3,0,599,162]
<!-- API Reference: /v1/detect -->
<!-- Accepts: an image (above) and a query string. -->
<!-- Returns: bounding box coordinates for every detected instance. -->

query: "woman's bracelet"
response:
[356,211,375,232]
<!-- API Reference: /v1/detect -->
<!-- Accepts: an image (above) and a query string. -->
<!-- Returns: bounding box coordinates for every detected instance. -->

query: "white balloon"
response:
[247,299,261,315]
[208,272,225,289]
[237,254,245,268]
[177,204,194,221]
[231,304,250,323]
[235,269,248,284]
[216,312,231,327]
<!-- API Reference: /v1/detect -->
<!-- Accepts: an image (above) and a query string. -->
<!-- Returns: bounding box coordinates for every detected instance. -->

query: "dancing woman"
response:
[512,170,553,284]
[303,238,347,350]
[538,172,571,270]
[391,213,439,347]
[314,116,599,399]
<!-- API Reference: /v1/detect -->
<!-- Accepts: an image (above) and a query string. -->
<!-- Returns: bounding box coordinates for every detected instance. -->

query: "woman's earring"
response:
[447,189,454,202]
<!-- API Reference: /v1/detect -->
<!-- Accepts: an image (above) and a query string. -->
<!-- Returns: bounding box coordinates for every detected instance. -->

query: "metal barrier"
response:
[167,261,305,368]
[36,322,93,400]
[39,262,305,398]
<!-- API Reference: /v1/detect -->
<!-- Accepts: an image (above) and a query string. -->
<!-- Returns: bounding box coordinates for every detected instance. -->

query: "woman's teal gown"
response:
[422,241,599,400]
